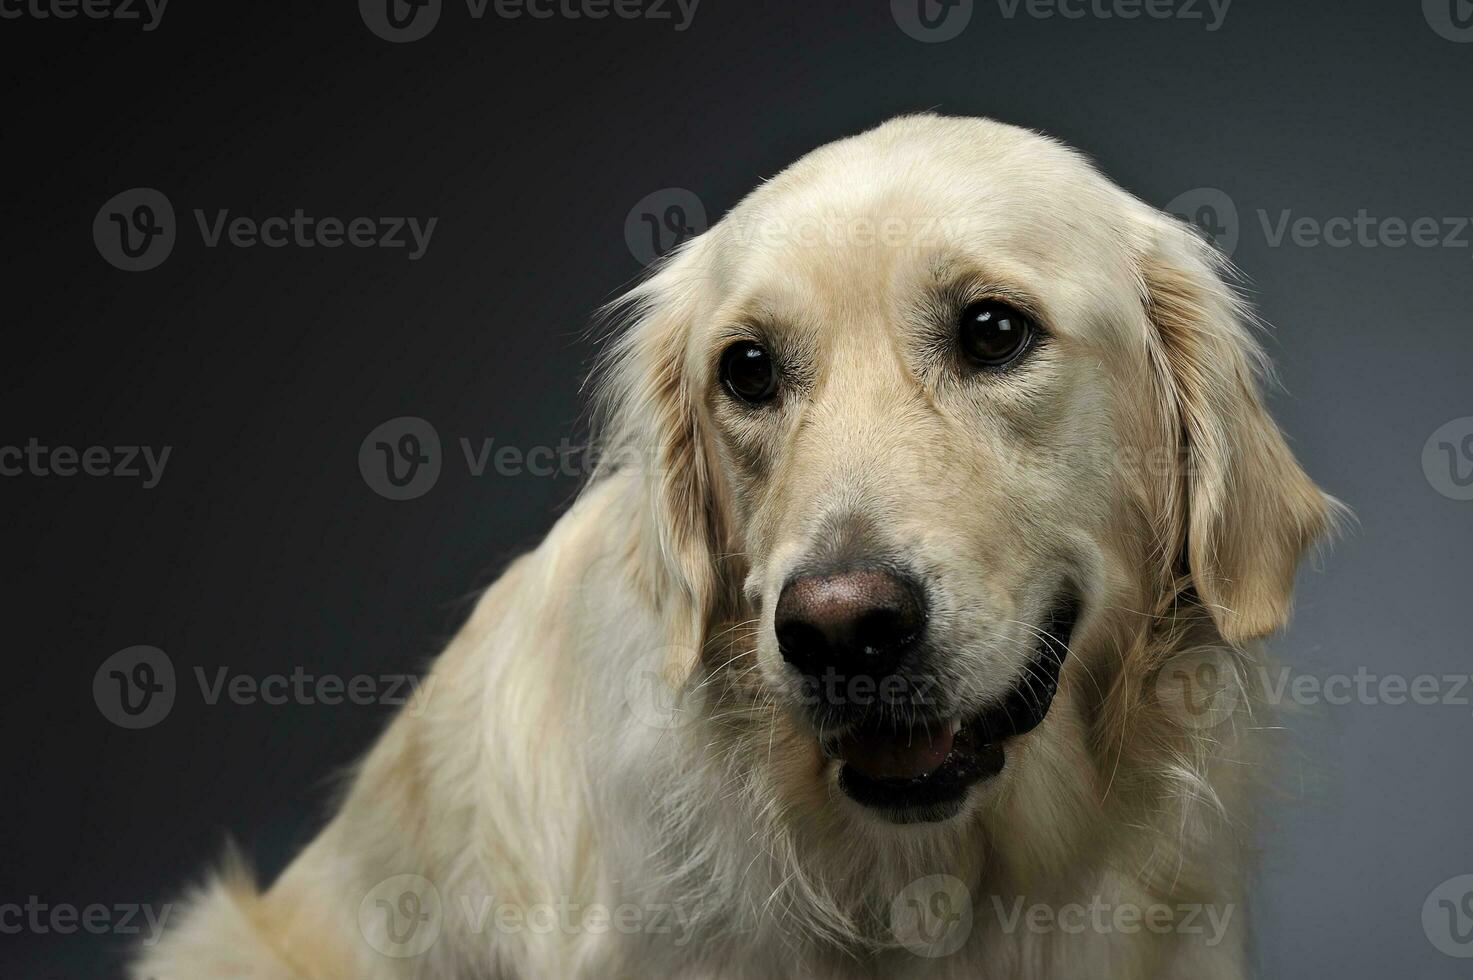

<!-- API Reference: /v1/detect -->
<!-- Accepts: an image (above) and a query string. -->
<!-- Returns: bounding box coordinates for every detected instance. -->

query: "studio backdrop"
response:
[1,0,1470,976]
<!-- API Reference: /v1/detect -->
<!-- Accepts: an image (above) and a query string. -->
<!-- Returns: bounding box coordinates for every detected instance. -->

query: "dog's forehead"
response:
[704,116,1138,319]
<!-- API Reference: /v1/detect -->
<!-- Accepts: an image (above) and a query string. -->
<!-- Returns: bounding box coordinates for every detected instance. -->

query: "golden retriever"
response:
[135,114,1336,979]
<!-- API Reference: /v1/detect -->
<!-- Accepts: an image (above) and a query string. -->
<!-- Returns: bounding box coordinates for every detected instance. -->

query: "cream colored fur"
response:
[134,114,1336,980]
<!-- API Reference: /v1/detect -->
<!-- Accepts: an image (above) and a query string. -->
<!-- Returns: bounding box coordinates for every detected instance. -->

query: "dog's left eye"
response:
[719,341,779,404]
[959,300,1037,369]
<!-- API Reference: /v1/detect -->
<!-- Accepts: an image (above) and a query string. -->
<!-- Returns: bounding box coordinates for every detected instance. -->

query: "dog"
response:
[135,114,1337,979]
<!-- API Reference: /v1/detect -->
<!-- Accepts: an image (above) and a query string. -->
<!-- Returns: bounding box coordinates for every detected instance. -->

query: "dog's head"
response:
[598,115,1332,828]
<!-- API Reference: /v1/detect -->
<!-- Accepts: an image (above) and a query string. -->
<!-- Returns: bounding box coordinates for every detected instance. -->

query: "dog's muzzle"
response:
[776,572,1081,822]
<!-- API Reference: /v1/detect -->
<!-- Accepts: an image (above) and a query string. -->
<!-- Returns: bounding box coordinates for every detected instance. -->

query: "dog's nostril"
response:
[774,568,925,680]
[853,607,918,656]
[774,620,830,664]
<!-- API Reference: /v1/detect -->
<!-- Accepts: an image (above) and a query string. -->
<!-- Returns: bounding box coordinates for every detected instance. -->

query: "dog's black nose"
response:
[775,568,925,681]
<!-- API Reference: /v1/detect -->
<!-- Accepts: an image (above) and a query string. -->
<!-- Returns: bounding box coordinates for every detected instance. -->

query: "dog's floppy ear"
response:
[594,243,731,680]
[1139,217,1336,644]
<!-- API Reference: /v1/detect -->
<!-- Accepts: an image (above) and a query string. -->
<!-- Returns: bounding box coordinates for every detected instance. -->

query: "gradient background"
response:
[2,0,1471,975]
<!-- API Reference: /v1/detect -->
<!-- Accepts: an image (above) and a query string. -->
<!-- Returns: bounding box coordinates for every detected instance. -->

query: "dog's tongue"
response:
[837,721,955,779]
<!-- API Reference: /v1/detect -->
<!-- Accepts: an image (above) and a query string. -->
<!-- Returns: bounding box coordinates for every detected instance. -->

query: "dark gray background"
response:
[2,0,1470,975]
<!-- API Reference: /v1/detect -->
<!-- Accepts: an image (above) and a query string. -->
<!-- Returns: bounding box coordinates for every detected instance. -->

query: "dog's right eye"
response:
[719,341,779,404]
[958,299,1036,370]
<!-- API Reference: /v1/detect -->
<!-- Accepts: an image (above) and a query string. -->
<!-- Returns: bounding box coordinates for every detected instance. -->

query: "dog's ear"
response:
[1139,218,1336,644]
[594,244,731,681]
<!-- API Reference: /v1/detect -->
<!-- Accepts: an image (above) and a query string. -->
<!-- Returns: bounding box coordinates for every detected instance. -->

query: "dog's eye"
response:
[719,341,779,404]
[959,300,1036,369]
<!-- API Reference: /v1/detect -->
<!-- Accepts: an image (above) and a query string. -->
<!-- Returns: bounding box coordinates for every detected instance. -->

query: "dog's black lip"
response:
[833,593,1081,821]
[838,740,1005,823]
[967,593,1080,744]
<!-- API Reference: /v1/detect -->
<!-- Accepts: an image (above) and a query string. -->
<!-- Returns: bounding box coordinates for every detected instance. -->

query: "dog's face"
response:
[605,115,1329,828]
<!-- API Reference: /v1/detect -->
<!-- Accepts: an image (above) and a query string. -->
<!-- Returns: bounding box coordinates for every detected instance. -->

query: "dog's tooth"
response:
[949,717,963,734]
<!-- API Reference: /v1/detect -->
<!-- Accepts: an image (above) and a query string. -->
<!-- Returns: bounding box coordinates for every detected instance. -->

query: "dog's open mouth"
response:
[825,596,1080,823]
